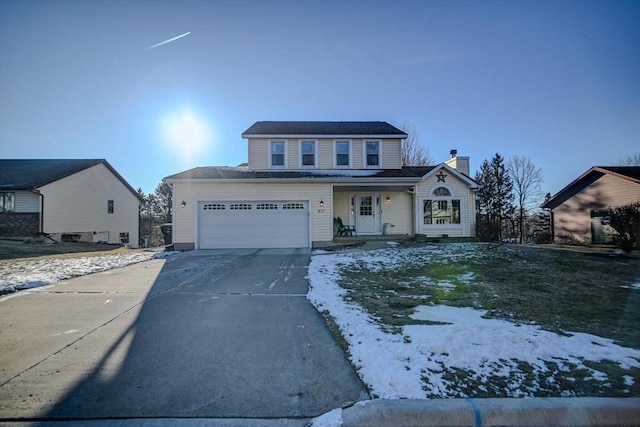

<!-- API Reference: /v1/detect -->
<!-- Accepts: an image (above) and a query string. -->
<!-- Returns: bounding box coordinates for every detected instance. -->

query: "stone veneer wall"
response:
[0,213,40,237]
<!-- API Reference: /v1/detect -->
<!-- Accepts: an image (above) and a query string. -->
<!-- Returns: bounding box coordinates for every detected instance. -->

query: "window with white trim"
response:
[335,140,350,167]
[0,192,15,212]
[423,187,461,224]
[270,141,286,168]
[300,140,316,167]
[365,140,380,167]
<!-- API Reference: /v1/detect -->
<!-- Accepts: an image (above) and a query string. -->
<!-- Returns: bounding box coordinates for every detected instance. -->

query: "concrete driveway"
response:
[0,249,368,421]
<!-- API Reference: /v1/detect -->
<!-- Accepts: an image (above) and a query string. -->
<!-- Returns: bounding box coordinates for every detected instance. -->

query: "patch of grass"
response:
[333,243,640,397]
[0,240,131,261]
[339,243,640,349]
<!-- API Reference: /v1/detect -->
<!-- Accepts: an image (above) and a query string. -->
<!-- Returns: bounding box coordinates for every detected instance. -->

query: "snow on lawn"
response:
[0,251,172,295]
[307,246,640,399]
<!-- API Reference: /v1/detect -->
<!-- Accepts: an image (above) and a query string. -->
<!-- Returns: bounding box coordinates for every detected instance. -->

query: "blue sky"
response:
[1,0,638,197]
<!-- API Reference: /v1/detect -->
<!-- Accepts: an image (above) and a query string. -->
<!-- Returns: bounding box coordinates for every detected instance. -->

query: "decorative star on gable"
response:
[436,170,447,182]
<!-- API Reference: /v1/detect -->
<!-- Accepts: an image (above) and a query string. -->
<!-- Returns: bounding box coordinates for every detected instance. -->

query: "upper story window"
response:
[300,140,316,167]
[270,141,286,168]
[335,140,351,167]
[365,140,380,167]
[107,200,114,214]
[0,192,15,213]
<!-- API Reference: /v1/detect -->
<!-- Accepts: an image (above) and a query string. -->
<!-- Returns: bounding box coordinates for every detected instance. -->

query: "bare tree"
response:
[618,152,640,166]
[401,122,433,166]
[508,155,543,244]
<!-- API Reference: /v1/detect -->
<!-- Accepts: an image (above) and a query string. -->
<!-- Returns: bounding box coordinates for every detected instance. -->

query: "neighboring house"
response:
[541,166,640,244]
[164,121,477,250]
[0,159,141,247]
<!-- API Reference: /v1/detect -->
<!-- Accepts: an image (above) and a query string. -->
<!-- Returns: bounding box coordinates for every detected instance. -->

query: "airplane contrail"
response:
[146,32,191,50]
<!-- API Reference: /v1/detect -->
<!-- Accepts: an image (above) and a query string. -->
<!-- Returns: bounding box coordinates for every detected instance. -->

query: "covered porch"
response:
[331,184,416,238]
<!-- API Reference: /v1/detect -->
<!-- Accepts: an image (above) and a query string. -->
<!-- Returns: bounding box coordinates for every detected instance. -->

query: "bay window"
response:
[423,187,461,225]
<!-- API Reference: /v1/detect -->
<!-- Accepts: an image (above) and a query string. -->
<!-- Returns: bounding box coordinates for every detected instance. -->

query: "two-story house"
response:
[164,121,477,249]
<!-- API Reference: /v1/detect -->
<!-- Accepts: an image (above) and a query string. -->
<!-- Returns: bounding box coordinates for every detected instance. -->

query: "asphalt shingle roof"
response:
[242,121,407,137]
[164,166,435,181]
[599,166,640,181]
[0,159,141,199]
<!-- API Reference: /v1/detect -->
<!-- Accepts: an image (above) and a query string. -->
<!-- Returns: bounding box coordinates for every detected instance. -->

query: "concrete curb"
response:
[338,398,640,427]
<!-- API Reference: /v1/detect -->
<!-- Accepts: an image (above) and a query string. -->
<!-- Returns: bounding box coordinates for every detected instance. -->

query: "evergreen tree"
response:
[475,159,497,240]
[474,153,515,241]
[154,182,173,223]
[491,153,515,241]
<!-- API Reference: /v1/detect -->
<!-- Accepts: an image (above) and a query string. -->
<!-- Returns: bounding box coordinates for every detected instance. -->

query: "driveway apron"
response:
[0,249,368,420]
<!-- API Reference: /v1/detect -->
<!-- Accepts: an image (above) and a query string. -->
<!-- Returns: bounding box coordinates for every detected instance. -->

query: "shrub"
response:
[609,201,640,252]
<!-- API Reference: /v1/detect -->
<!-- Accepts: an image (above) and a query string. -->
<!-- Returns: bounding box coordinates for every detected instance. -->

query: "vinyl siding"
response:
[172,181,333,246]
[333,191,351,227]
[351,140,363,168]
[318,139,334,169]
[415,168,476,237]
[552,174,640,243]
[380,191,413,234]
[382,139,402,169]
[14,191,40,213]
[248,138,268,169]
[287,140,297,169]
[38,163,140,247]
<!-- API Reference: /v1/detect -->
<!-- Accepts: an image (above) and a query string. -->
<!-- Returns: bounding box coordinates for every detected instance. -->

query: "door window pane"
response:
[359,196,373,216]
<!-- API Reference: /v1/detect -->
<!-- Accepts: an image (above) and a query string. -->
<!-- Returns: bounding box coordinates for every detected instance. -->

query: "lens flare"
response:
[162,109,210,164]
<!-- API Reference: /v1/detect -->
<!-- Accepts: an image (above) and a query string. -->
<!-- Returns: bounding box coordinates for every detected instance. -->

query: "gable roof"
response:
[0,159,142,200]
[541,166,640,210]
[242,121,408,139]
[165,166,435,182]
[421,163,478,188]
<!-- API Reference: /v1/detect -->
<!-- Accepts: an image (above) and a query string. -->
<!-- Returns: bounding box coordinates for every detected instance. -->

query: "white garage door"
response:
[197,201,310,249]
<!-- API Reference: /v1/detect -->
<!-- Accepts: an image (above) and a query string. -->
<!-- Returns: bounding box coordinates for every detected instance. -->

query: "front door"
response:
[357,194,377,234]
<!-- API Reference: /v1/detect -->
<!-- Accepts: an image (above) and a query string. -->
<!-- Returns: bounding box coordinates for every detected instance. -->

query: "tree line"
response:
[137,182,172,248]
[475,153,548,244]
[475,151,640,251]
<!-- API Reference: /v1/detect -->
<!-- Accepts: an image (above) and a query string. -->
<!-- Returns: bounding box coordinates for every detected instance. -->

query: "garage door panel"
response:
[198,201,309,249]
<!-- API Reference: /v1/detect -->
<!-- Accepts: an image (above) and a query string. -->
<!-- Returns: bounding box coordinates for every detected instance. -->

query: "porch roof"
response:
[165,166,436,182]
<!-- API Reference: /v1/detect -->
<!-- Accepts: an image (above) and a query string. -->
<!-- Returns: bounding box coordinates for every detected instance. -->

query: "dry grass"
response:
[0,239,134,262]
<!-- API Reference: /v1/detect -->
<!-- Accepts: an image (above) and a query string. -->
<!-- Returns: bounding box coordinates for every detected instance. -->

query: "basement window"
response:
[120,232,129,244]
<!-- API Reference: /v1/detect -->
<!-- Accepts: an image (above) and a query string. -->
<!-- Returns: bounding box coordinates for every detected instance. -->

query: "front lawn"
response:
[307,243,640,399]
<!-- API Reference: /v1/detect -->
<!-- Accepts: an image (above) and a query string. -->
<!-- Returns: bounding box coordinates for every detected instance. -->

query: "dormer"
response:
[242,121,408,170]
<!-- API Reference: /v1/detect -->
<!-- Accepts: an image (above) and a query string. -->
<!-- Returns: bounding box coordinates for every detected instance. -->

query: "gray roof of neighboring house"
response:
[598,166,640,181]
[541,166,640,210]
[242,121,408,138]
[0,159,142,200]
[165,166,436,181]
